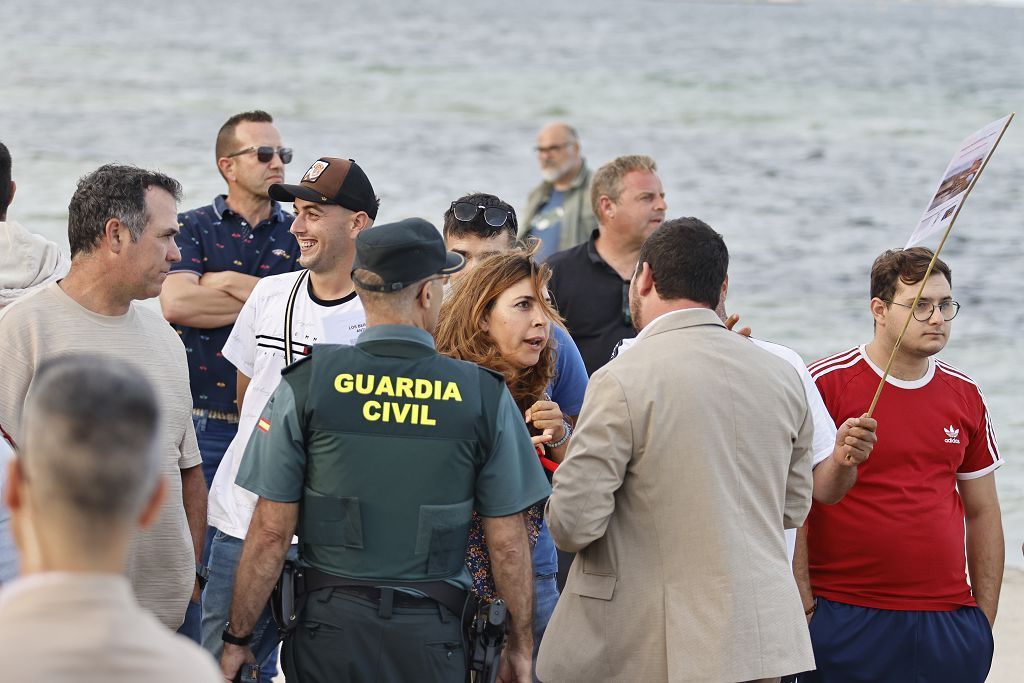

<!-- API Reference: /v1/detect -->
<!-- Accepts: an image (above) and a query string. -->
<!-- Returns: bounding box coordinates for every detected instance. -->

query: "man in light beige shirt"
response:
[0,164,206,629]
[0,356,219,681]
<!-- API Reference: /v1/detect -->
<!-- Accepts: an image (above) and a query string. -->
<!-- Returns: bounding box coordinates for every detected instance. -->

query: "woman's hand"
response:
[525,399,566,447]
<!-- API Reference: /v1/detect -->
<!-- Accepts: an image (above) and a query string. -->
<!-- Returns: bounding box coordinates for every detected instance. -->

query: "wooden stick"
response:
[865,113,1014,419]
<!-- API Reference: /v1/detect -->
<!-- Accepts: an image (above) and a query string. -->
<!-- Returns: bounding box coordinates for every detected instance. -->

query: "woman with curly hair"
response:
[434,248,571,667]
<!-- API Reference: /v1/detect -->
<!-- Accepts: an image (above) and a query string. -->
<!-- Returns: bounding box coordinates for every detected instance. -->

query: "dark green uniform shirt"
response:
[237,324,550,590]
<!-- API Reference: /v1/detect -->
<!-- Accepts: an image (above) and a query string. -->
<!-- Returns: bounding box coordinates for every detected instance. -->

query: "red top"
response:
[807,346,1002,611]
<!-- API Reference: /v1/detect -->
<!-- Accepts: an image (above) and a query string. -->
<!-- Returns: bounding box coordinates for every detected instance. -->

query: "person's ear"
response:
[217,157,236,183]
[598,195,615,221]
[634,262,655,297]
[105,218,129,254]
[137,476,167,530]
[349,212,371,239]
[7,180,15,208]
[415,279,433,311]
[869,297,889,325]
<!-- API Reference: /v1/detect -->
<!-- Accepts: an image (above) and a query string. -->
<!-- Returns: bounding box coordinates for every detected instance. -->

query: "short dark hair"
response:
[870,247,951,302]
[638,217,728,309]
[215,110,274,161]
[0,141,12,219]
[67,164,182,258]
[443,192,518,241]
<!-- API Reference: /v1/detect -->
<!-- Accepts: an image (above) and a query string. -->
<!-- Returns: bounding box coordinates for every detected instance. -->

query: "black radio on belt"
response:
[469,599,508,683]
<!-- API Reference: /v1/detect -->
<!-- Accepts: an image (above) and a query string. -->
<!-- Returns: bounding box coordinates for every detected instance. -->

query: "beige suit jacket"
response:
[0,573,220,682]
[537,308,815,682]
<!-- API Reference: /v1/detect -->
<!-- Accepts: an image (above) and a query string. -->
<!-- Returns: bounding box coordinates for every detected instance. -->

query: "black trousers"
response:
[282,587,466,683]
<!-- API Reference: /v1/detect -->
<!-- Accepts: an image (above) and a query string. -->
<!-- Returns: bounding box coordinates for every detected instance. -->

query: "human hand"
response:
[496,645,533,683]
[525,400,565,444]
[724,313,752,337]
[834,413,877,467]
[219,643,256,681]
[192,578,202,604]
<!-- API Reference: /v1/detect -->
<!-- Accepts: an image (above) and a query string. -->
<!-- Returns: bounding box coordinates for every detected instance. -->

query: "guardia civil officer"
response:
[219,218,550,683]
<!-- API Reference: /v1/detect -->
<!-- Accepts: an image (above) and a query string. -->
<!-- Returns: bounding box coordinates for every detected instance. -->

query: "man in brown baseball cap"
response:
[205,156,379,678]
[269,157,378,219]
[266,157,379,291]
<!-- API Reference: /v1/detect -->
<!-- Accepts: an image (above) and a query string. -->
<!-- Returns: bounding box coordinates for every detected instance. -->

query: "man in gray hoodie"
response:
[0,141,71,310]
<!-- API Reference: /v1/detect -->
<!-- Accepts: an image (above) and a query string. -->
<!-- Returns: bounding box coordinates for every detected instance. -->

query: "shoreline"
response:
[989,567,1024,682]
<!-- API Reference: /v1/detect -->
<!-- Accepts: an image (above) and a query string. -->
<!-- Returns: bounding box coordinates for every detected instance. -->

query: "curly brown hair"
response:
[435,250,564,415]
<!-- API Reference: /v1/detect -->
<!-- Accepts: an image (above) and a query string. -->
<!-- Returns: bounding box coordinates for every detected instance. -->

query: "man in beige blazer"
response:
[537,217,816,683]
[0,357,219,682]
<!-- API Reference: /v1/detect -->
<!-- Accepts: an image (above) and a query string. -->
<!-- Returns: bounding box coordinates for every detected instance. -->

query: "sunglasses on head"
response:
[227,146,293,164]
[450,201,514,228]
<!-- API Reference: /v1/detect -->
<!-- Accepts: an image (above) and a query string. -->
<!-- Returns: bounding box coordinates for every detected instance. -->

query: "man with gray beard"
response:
[518,122,597,262]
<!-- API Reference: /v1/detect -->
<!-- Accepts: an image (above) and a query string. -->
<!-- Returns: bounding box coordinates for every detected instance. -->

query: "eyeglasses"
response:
[226,146,293,164]
[884,299,960,322]
[450,201,515,229]
[535,142,573,154]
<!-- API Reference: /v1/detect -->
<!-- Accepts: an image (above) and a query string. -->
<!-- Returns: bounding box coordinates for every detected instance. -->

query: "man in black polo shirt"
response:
[547,155,666,375]
[159,110,300,646]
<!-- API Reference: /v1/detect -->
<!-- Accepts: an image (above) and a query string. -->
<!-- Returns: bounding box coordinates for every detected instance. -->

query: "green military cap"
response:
[352,218,465,292]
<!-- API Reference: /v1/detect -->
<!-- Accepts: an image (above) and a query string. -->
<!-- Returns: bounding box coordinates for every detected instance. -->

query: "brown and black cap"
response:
[269,157,378,219]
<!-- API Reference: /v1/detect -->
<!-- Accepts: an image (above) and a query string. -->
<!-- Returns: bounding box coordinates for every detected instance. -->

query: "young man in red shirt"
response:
[796,247,1004,683]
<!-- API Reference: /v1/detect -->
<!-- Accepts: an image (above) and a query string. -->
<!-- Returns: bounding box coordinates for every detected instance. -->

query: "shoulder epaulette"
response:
[281,354,312,375]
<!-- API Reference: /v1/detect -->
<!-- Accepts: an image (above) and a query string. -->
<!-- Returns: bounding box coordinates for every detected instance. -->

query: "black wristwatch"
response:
[196,563,210,590]
[222,622,253,646]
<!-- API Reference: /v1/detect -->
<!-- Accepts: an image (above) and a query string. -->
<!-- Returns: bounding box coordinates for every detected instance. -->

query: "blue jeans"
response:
[177,599,202,643]
[533,572,559,681]
[202,528,296,681]
[191,413,236,563]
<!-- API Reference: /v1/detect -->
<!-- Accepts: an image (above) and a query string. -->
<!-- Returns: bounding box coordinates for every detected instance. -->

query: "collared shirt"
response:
[547,229,636,375]
[170,196,299,413]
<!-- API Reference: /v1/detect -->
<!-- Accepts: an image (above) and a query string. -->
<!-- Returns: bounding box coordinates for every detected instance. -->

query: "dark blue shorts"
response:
[799,597,993,683]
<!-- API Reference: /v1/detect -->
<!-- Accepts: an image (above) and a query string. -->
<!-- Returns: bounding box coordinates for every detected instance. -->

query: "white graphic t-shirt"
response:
[208,271,366,539]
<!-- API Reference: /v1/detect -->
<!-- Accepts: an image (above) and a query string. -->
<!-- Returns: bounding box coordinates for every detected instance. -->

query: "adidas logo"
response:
[944,425,961,444]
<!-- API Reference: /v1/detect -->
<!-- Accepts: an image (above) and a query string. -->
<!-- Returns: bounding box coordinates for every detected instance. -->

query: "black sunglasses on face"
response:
[450,201,515,229]
[227,146,293,164]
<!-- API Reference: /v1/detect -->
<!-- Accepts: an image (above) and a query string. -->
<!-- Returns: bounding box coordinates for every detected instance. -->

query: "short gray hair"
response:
[20,356,160,524]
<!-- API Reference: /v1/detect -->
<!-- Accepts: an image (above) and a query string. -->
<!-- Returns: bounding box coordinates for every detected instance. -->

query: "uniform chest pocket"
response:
[414,498,474,577]
[300,488,364,549]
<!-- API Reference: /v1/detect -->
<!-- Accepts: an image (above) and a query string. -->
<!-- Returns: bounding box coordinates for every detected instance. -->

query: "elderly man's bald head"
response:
[535,122,583,186]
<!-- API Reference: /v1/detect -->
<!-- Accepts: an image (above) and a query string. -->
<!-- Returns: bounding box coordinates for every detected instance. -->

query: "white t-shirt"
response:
[208,271,366,539]
[616,326,834,562]
[750,339,835,562]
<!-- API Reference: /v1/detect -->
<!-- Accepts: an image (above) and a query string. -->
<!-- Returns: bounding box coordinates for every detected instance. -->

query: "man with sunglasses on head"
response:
[160,111,301,645]
[796,248,1004,683]
[519,122,597,263]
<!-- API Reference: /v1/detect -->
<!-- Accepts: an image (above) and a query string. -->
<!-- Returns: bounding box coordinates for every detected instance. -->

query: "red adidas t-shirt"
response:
[807,346,1002,611]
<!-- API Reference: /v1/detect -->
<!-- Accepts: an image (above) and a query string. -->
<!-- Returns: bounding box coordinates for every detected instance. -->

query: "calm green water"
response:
[2,0,1022,565]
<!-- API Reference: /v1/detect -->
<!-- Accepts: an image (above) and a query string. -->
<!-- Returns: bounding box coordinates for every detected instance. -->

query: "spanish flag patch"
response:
[257,417,271,433]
